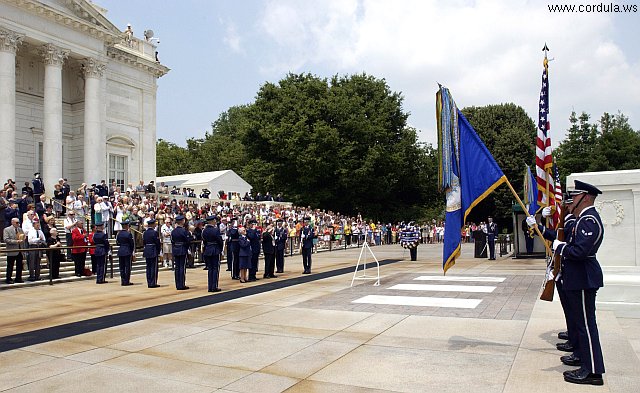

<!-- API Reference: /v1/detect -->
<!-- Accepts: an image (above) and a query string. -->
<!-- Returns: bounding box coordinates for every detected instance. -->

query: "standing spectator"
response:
[46,228,63,280]
[4,218,25,283]
[27,219,47,281]
[238,227,251,283]
[0,189,8,238]
[161,218,173,268]
[71,220,88,277]
[64,211,77,260]
[88,224,98,274]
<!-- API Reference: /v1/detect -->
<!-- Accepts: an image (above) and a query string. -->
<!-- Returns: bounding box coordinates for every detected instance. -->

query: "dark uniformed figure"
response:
[300,218,315,274]
[143,219,161,288]
[93,222,110,284]
[171,215,192,290]
[227,220,240,280]
[552,180,605,385]
[262,225,277,278]
[528,198,580,364]
[238,227,252,282]
[246,220,261,281]
[202,215,223,292]
[275,219,287,273]
[116,220,135,286]
[32,172,45,203]
[486,217,498,260]
[193,219,204,266]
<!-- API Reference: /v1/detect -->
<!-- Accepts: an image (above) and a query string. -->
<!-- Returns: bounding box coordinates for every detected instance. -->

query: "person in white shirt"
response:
[27,219,47,281]
[22,210,35,233]
[74,194,88,226]
[94,196,104,225]
[64,211,78,259]
[161,218,173,268]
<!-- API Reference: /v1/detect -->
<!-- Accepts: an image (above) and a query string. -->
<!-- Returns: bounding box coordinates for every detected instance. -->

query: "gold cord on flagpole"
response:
[505,179,552,255]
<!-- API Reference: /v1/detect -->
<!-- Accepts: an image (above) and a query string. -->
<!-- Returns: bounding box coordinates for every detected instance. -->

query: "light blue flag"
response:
[437,87,506,273]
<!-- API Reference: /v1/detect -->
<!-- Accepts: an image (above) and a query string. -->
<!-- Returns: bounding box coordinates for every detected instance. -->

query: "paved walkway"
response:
[1,243,639,392]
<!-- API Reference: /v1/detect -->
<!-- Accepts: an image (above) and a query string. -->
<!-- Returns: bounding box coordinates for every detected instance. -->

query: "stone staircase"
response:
[0,218,204,289]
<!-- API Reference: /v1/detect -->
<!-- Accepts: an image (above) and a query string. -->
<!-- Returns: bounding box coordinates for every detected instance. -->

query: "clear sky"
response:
[96,0,640,147]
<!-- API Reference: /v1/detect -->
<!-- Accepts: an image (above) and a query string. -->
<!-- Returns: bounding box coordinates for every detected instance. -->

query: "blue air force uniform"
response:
[300,222,315,274]
[275,223,287,273]
[93,226,110,284]
[262,230,276,278]
[171,216,192,290]
[238,234,252,270]
[553,180,606,385]
[116,224,135,286]
[143,221,161,288]
[227,225,240,279]
[202,217,223,291]
[486,219,498,260]
[247,224,261,280]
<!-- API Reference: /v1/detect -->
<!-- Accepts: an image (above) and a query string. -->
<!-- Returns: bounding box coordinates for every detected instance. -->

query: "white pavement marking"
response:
[413,276,506,283]
[388,284,496,293]
[352,295,482,309]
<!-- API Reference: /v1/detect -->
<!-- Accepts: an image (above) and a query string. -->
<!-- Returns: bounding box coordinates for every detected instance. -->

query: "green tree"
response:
[555,111,599,184]
[461,104,537,227]
[590,112,640,171]
[156,139,191,176]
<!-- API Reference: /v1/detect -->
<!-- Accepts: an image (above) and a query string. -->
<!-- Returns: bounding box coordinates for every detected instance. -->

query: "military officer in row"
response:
[275,218,287,273]
[247,219,261,281]
[528,194,581,367]
[171,215,192,290]
[530,180,605,386]
[227,219,240,280]
[143,219,161,288]
[93,222,110,284]
[485,216,498,260]
[116,220,135,286]
[202,215,223,292]
[300,217,315,274]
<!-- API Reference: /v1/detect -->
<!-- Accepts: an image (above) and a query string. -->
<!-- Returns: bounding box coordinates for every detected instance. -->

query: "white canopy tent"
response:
[157,170,252,198]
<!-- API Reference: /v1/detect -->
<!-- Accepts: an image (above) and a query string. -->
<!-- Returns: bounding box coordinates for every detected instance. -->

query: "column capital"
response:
[40,43,69,67]
[82,57,106,78]
[0,27,24,54]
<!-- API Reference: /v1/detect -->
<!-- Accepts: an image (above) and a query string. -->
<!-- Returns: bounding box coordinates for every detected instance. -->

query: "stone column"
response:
[82,58,106,184]
[40,43,68,187]
[0,28,23,183]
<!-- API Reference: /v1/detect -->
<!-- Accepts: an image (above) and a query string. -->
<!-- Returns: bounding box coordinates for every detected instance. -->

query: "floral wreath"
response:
[595,200,624,226]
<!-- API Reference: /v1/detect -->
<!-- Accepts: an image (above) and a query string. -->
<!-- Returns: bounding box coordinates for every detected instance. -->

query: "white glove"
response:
[552,239,565,251]
[542,206,552,218]
[525,216,536,228]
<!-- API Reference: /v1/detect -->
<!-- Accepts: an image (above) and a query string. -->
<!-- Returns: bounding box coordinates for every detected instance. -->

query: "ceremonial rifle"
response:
[539,203,566,301]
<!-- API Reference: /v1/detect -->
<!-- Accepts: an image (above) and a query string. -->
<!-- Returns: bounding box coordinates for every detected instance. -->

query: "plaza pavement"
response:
[1,243,639,392]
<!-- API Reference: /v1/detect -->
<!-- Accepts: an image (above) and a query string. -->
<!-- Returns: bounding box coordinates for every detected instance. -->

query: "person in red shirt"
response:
[71,221,89,277]
[88,224,97,274]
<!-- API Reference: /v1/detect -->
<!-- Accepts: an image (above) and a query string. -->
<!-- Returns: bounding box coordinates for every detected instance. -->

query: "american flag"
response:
[551,163,562,227]
[535,56,558,226]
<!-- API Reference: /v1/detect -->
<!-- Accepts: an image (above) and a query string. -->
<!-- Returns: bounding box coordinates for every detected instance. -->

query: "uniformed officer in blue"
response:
[171,214,192,290]
[246,219,261,281]
[300,217,315,274]
[202,215,223,292]
[32,172,45,203]
[227,219,240,280]
[552,180,605,385]
[93,222,110,284]
[527,194,581,365]
[275,219,287,273]
[143,218,161,288]
[485,216,498,260]
[116,220,135,286]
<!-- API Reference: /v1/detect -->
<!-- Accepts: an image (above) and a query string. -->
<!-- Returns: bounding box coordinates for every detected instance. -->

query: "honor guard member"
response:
[246,219,261,281]
[275,218,287,273]
[300,217,315,274]
[32,173,45,203]
[143,219,161,288]
[227,219,240,279]
[202,215,223,292]
[553,180,605,386]
[93,222,110,284]
[116,220,135,286]
[171,215,192,290]
[527,195,580,364]
[262,225,277,278]
[486,217,498,260]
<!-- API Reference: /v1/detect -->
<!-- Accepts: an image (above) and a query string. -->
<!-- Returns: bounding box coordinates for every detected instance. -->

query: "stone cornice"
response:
[40,43,69,66]
[2,0,120,44]
[82,57,105,78]
[107,45,170,78]
[0,26,24,53]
